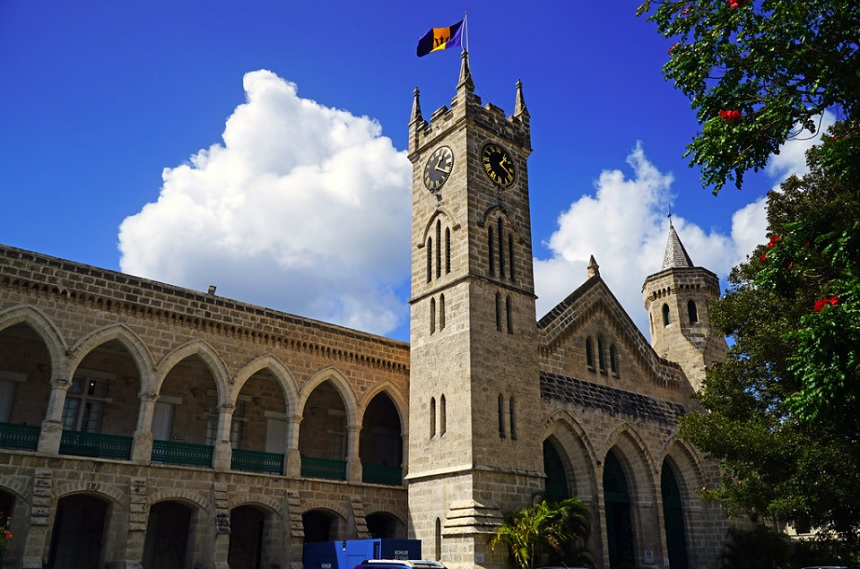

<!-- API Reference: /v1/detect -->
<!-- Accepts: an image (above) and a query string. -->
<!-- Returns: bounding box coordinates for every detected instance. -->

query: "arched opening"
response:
[687,300,698,324]
[585,337,595,370]
[430,397,436,438]
[366,512,403,539]
[597,337,606,372]
[0,322,50,452]
[662,461,690,569]
[662,304,671,326]
[445,228,451,274]
[48,494,110,569]
[440,395,446,436]
[228,505,267,569]
[426,237,433,282]
[430,298,436,334]
[498,394,506,438]
[603,452,635,569]
[299,380,348,481]
[543,439,570,500]
[233,367,289,475]
[143,501,194,569]
[610,345,618,376]
[302,510,340,543]
[360,392,403,485]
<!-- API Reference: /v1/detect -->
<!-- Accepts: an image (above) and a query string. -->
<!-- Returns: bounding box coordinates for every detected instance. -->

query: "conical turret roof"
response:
[662,220,694,270]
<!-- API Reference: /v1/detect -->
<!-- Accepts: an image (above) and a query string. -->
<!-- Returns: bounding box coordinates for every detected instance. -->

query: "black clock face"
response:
[481,143,516,188]
[423,146,454,192]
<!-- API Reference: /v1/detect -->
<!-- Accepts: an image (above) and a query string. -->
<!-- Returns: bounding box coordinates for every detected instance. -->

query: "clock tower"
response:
[406,52,544,569]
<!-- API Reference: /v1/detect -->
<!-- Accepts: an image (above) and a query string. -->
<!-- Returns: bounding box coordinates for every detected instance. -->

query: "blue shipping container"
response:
[304,539,422,569]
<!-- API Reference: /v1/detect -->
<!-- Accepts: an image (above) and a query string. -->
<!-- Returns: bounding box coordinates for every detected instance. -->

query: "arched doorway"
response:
[229,505,266,569]
[142,501,193,569]
[302,510,340,543]
[661,462,690,569]
[366,512,401,539]
[603,452,635,569]
[48,494,109,569]
[360,392,403,485]
[543,439,570,499]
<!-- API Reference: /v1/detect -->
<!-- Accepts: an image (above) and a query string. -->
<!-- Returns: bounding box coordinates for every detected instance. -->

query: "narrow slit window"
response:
[430,397,436,438]
[508,234,515,282]
[436,220,442,279]
[430,298,436,334]
[586,338,595,369]
[496,293,502,331]
[506,296,513,334]
[427,237,433,282]
[498,394,506,438]
[440,294,446,330]
[440,394,447,435]
[662,303,671,326]
[610,344,618,375]
[598,336,606,372]
[445,228,451,274]
[509,397,517,440]
[688,299,699,323]
[488,226,495,275]
[498,217,505,278]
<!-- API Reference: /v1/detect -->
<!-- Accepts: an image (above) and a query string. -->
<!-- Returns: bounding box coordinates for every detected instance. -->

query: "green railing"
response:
[361,463,402,486]
[151,440,213,468]
[0,422,40,451]
[59,430,133,460]
[300,456,347,481]
[231,449,284,474]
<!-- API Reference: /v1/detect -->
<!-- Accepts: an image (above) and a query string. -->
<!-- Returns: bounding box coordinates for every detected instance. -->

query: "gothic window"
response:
[445,228,451,274]
[439,294,446,330]
[498,217,505,278]
[430,298,436,334]
[508,234,515,282]
[498,394,506,438]
[436,220,442,279]
[662,303,671,326]
[440,394,447,435]
[688,300,699,324]
[62,371,112,433]
[505,296,513,334]
[495,293,502,331]
[598,336,606,372]
[610,344,619,376]
[586,337,595,370]
[488,226,495,275]
[427,237,433,283]
[430,397,436,438]
[509,397,517,440]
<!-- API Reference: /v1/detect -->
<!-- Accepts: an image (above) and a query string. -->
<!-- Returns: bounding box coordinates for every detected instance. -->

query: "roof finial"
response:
[410,87,425,126]
[458,49,475,92]
[587,255,600,279]
[514,79,529,119]
[668,210,674,228]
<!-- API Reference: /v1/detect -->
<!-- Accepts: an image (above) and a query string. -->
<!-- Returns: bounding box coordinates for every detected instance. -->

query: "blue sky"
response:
[1,1,819,342]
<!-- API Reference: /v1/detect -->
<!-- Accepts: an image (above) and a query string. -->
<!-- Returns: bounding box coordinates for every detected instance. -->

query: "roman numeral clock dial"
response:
[481,143,516,188]
[423,146,454,192]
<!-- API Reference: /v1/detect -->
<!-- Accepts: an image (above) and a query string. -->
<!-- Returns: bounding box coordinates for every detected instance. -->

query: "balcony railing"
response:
[151,440,213,468]
[59,430,133,460]
[231,448,284,475]
[361,463,402,486]
[0,422,40,451]
[301,456,347,481]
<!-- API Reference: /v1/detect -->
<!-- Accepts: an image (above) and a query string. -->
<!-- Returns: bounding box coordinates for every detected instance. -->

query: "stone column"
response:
[131,394,157,463]
[211,404,234,471]
[285,416,302,477]
[22,469,53,569]
[212,483,231,569]
[347,424,362,483]
[122,477,148,569]
[37,378,70,455]
[400,433,409,478]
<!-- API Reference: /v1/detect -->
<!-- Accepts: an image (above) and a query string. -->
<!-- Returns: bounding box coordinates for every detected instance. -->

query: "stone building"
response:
[0,54,728,569]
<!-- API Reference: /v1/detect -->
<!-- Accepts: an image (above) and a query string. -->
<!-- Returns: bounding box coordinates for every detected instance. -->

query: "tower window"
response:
[488,226,495,275]
[440,294,446,330]
[509,397,517,440]
[436,220,442,279]
[498,394,506,438]
[610,344,619,376]
[495,293,502,331]
[508,234,515,282]
[430,397,436,438]
[505,296,513,334]
[688,300,699,324]
[498,217,505,278]
[427,237,433,283]
[662,303,671,326]
[440,394,447,435]
[435,518,442,561]
[586,338,595,370]
[598,336,606,372]
[430,298,436,334]
[445,228,451,274]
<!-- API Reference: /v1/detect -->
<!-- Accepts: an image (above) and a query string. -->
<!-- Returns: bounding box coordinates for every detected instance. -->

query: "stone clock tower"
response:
[406,52,544,569]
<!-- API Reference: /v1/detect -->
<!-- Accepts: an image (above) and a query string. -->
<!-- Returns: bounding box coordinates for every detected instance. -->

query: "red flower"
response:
[829,296,840,306]
[669,43,678,54]
[683,7,691,14]
[759,253,767,261]
[719,109,742,121]
[813,299,828,312]
[728,0,739,7]
[788,262,794,269]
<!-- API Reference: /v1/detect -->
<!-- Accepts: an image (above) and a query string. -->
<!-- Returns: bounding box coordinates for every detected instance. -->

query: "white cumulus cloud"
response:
[533,143,764,337]
[119,70,412,335]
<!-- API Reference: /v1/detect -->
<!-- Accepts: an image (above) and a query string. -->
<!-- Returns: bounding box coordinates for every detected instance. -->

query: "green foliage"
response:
[718,525,793,569]
[637,0,860,193]
[487,496,592,569]
[678,136,860,548]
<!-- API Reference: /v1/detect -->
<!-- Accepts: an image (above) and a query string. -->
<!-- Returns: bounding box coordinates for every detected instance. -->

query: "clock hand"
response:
[435,156,451,174]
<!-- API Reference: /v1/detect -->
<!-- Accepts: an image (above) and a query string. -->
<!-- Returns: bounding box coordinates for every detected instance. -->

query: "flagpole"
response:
[463,12,469,54]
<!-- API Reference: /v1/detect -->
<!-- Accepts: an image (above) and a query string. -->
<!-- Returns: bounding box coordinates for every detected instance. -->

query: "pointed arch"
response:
[232,354,299,415]
[155,339,231,403]
[599,422,658,499]
[418,207,461,246]
[67,323,155,393]
[299,367,360,427]
[359,381,408,434]
[476,205,528,245]
[0,304,67,377]
[542,410,601,501]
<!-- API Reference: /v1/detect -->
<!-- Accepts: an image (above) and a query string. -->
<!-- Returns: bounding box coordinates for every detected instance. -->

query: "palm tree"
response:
[488,496,591,569]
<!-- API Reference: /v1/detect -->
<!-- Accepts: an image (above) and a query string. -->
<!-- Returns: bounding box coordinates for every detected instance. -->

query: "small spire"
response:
[457,49,475,92]
[587,255,600,278]
[662,222,694,270]
[410,87,425,125]
[514,79,529,119]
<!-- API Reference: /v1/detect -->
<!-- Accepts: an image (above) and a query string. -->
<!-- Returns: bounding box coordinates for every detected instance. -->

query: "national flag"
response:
[416,20,464,57]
